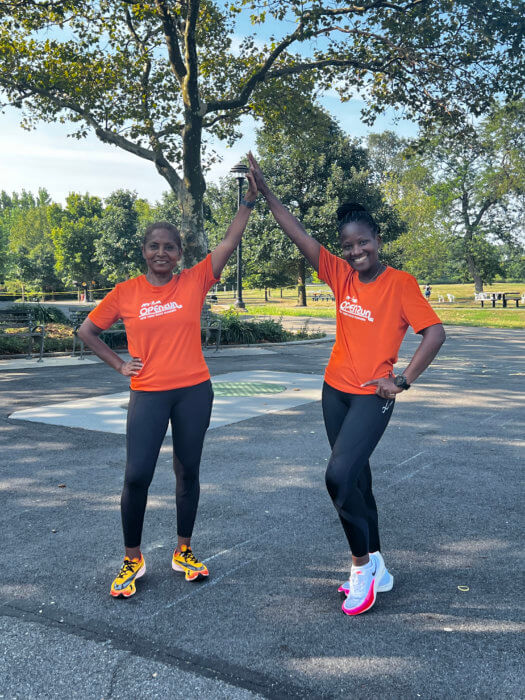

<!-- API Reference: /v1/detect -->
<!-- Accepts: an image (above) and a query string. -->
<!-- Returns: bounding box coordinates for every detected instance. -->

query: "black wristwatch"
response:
[394,374,411,390]
[240,196,256,209]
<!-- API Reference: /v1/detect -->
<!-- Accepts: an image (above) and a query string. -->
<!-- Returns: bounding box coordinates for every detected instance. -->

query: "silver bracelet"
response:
[240,196,256,209]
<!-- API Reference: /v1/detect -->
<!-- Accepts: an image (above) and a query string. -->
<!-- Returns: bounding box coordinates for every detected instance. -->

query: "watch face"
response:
[394,375,406,388]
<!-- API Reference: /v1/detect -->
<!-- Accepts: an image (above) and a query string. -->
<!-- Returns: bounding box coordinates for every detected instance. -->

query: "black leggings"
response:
[322,382,395,558]
[122,380,214,547]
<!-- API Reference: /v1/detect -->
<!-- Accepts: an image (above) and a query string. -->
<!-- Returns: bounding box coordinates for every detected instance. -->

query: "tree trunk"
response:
[297,258,307,307]
[178,112,208,268]
[466,252,484,292]
[463,225,484,292]
[264,288,268,302]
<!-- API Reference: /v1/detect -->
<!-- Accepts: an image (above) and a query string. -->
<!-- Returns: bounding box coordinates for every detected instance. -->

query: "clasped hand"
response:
[119,357,143,377]
[361,372,404,399]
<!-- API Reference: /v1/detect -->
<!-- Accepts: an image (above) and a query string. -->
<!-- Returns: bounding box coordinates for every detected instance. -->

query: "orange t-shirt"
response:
[319,246,442,394]
[88,254,219,391]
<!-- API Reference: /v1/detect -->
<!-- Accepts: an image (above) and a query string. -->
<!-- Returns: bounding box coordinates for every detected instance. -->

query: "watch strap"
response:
[240,196,256,209]
[395,374,411,390]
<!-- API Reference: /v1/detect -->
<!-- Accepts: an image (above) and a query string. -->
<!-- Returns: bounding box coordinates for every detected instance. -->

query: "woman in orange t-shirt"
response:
[78,171,258,599]
[248,152,446,616]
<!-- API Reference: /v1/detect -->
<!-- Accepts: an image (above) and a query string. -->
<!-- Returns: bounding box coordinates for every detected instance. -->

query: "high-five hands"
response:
[247,151,270,196]
[244,166,258,202]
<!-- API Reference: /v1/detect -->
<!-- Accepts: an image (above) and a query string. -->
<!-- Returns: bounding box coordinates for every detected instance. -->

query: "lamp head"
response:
[230,162,249,180]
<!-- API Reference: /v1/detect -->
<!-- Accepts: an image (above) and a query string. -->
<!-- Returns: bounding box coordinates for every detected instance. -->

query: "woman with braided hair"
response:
[248,152,445,616]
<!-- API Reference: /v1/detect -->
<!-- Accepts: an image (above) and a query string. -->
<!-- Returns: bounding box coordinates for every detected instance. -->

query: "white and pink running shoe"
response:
[338,551,393,596]
[341,552,389,616]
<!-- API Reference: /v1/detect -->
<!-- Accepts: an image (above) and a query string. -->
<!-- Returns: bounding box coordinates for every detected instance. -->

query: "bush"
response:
[216,308,323,344]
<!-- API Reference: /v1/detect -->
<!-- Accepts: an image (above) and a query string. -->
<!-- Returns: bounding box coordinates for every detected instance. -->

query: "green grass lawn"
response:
[242,303,525,329]
[212,281,524,307]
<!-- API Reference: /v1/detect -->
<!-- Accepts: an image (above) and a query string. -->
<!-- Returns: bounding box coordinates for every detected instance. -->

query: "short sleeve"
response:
[181,253,220,300]
[318,246,348,292]
[401,274,442,333]
[88,286,122,330]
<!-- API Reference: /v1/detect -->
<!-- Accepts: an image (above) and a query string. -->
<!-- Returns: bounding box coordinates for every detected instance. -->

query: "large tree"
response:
[4,189,62,295]
[51,192,105,286]
[378,103,525,289]
[0,1,521,267]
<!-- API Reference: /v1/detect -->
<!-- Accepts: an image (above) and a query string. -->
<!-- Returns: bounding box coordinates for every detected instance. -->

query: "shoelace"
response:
[181,548,199,565]
[118,558,139,577]
[349,569,370,598]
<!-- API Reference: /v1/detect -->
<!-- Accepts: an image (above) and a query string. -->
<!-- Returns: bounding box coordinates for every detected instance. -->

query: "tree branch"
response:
[2,77,183,196]
[154,0,186,85]
[205,23,307,113]
[183,0,201,112]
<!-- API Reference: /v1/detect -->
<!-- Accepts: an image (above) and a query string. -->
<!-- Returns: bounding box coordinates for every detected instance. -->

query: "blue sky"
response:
[0,9,418,205]
[0,99,416,205]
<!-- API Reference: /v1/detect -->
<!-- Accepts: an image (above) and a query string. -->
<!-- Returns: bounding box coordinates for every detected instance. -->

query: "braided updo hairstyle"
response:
[336,203,380,237]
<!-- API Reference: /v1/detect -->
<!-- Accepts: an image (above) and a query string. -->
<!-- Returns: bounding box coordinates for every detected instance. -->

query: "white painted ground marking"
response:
[387,463,432,486]
[153,556,262,614]
[394,451,427,468]
[8,370,323,434]
[378,451,427,476]
[479,413,498,424]
[202,530,274,564]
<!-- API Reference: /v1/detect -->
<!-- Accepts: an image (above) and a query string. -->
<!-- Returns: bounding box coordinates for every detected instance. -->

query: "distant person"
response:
[248,152,445,616]
[424,284,431,301]
[78,171,258,598]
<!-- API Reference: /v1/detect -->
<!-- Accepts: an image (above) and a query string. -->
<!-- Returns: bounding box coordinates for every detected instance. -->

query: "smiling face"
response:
[142,227,182,276]
[340,221,382,273]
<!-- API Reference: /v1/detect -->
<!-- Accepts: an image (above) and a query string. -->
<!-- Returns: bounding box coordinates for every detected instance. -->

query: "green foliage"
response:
[94,190,145,282]
[373,102,525,288]
[51,193,105,286]
[2,189,62,292]
[217,308,293,344]
[0,1,521,264]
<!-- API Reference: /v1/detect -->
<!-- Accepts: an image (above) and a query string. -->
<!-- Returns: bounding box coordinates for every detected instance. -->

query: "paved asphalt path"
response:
[0,324,523,699]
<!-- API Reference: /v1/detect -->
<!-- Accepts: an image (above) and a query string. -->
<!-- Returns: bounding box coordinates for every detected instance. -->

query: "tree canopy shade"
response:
[0,1,522,266]
[372,102,525,289]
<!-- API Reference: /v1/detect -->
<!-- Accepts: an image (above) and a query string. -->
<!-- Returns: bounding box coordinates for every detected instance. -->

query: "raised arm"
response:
[211,169,257,278]
[247,152,320,272]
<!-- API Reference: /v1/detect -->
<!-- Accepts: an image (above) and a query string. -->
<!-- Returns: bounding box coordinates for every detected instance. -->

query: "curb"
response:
[0,335,335,362]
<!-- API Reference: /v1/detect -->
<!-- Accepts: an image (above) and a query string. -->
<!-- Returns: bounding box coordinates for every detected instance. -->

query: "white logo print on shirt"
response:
[339,296,374,323]
[139,299,183,320]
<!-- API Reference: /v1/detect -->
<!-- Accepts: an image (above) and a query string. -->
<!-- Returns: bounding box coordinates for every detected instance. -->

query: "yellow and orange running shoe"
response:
[110,555,146,598]
[172,545,209,581]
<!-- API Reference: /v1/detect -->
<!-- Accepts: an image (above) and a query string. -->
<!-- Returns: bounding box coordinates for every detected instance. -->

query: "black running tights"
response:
[322,382,395,558]
[122,380,214,547]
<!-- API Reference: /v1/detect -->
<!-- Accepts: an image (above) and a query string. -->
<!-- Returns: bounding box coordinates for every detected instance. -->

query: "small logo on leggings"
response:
[381,400,393,414]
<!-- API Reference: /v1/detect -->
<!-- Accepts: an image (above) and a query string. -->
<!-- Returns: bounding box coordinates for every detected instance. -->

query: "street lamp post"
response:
[230,162,249,309]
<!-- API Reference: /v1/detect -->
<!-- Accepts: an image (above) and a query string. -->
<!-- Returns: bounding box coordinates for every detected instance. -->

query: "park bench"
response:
[311,292,335,302]
[0,308,45,361]
[475,292,522,308]
[69,307,127,359]
[201,303,222,351]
